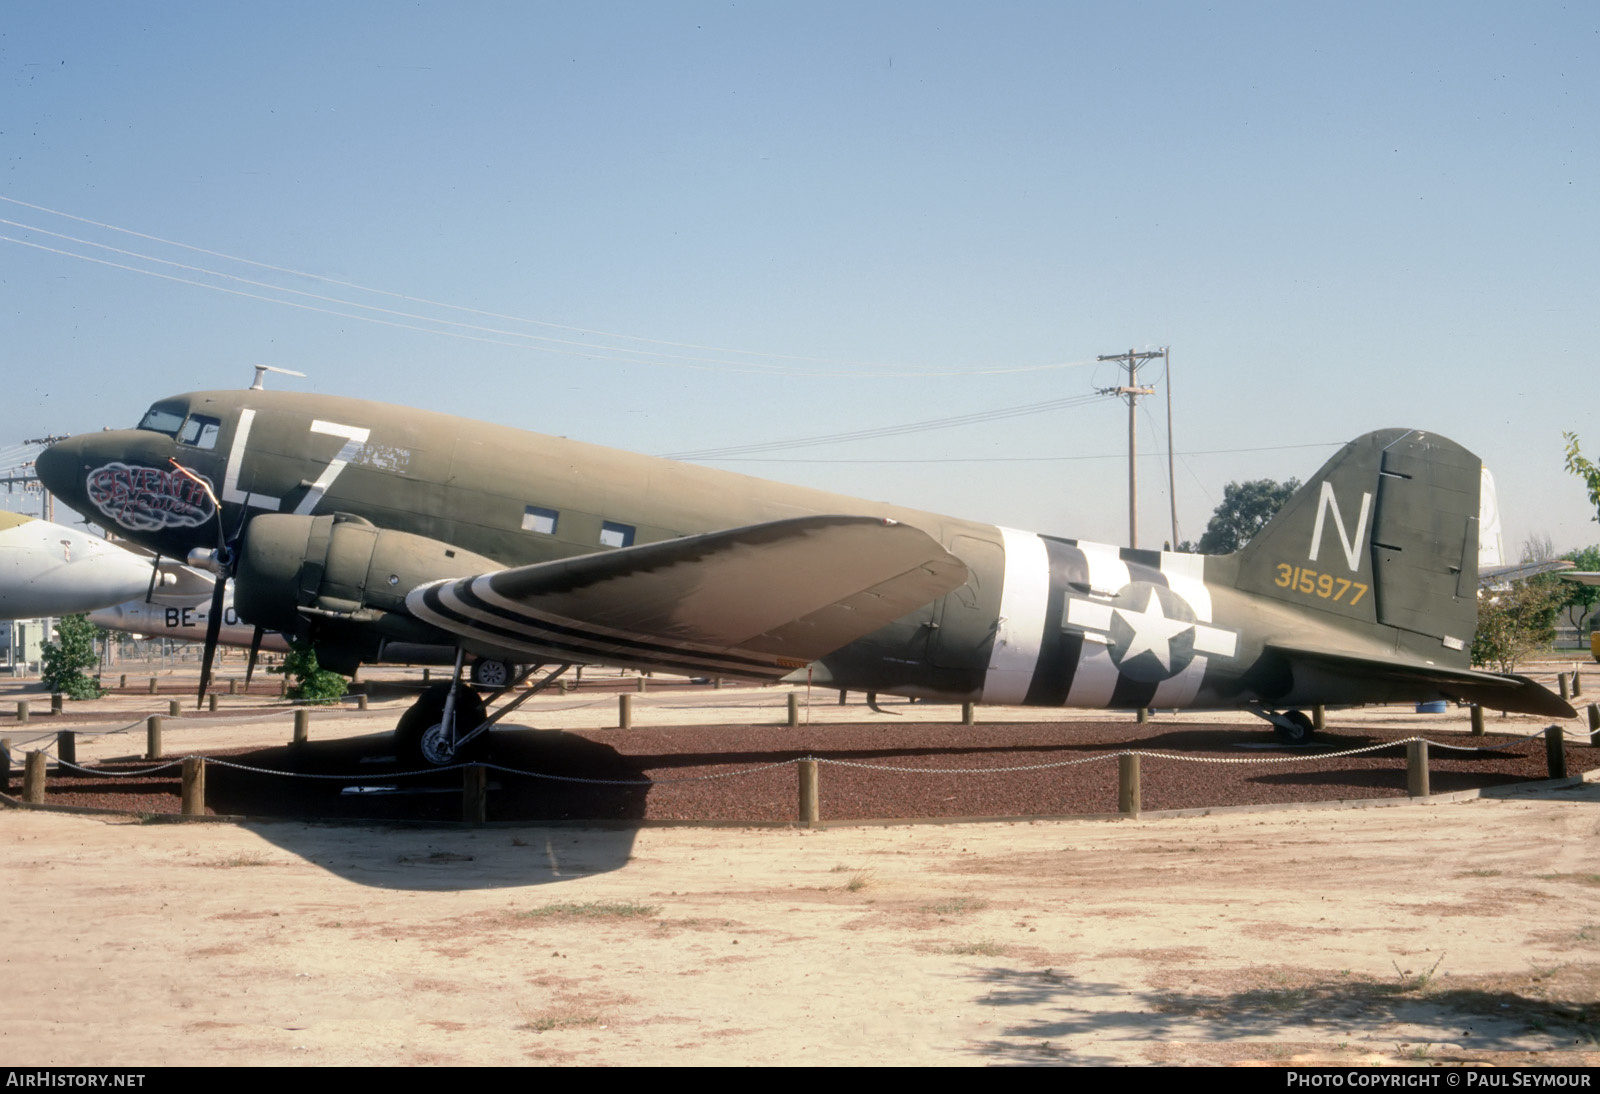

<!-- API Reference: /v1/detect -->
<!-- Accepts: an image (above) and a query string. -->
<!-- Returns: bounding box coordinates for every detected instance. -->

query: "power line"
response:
[691,441,1341,464]
[663,393,1106,460]
[1,194,1096,380]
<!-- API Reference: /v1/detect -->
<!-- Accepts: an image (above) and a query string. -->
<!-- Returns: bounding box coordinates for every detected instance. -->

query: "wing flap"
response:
[407,516,967,679]
[1268,642,1576,718]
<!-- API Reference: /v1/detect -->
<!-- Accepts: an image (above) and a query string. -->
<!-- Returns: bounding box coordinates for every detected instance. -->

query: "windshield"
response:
[136,402,188,436]
[178,414,221,449]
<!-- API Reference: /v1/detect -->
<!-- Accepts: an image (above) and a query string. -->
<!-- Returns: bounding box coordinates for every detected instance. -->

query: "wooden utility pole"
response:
[1097,348,1165,548]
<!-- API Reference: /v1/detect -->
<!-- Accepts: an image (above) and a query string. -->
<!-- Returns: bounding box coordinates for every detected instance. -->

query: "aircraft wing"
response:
[1558,572,1600,587]
[1267,643,1577,719]
[1480,560,1574,587]
[406,515,968,680]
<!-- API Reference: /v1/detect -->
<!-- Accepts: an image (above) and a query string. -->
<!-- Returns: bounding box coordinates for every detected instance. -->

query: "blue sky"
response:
[3,2,1597,554]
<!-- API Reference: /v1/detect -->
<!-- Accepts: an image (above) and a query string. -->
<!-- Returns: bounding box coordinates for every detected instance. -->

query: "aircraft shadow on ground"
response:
[958,964,1597,1064]
[207,727,647,890]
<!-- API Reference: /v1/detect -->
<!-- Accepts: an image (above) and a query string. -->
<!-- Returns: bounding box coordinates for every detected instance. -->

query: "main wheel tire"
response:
[1275,709,1315,745]
[395,683,489,766]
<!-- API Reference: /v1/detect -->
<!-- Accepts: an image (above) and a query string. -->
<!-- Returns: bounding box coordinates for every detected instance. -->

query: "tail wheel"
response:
[395,683,489,766]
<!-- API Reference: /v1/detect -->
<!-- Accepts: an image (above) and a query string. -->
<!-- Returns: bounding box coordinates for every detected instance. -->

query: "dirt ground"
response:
[3,659,1599,1066]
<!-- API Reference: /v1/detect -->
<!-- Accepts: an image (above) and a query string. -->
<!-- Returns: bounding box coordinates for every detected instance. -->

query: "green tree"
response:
[41,614,104,699]
[1565,433,1600,522]
[1471,579,1565,673]
[1558,545,1600,635]
[269,639,347,704]
[1190,478,1301,555]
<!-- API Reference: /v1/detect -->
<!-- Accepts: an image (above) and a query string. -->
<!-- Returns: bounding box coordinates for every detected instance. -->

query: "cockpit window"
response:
[136,404,187,436]
[178,414,221,449]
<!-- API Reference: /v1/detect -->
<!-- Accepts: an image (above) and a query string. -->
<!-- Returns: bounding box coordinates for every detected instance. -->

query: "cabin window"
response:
[178,414,221,450]
[136,404,187,436]
[599,521,635,549]
[521,505,559,535]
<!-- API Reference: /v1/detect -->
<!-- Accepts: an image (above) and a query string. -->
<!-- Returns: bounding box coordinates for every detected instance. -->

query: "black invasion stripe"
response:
[1119,546,1165,570]
[1108,673,1159,710]
[1025,538,1089,706]
[417,586,784,679]
[418,586,775,677]
[420,601,781,679]
[450,581,781,673]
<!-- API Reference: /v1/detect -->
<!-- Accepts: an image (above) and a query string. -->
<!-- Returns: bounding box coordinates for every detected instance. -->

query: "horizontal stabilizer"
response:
[1269,643,1576,719]
[407,516,967,680]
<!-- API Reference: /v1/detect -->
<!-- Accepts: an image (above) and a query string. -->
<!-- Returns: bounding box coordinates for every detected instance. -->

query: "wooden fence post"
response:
[1545,725,1568,780]
[23,750,46,804]
[786,692,800,727]
[618,693,632,730]
[1406,740,1429,798]
[181,756,206,816]
[1119,753,1141,816]
[146,715,162,759]
[798,759,819,828]
[293,709,310,744]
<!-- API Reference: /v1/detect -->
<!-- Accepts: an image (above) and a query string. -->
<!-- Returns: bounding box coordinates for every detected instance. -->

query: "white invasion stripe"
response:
[1151,654,1207,707]
[981,527,1050,705]
[1066,643,1122,707]
[1148,550,1217,706]
[410,581,773,674]
[1158,550,1213,621]
[409,580,779,674]
[1064,542,1131,708]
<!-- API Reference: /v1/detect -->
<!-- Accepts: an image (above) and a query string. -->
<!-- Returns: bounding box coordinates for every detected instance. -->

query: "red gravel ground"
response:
[10,719,1590,824]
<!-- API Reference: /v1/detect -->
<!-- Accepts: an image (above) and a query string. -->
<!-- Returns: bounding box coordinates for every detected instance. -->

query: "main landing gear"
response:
[1250,706,1317,745]
[393,653,572,767]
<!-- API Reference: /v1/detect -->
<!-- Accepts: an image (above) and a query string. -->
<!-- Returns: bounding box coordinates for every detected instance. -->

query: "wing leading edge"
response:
[406,515,968,680]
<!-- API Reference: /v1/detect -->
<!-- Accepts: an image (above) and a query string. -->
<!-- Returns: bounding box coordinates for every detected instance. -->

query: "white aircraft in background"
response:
[89,579,291,655]
[0,512,157,618]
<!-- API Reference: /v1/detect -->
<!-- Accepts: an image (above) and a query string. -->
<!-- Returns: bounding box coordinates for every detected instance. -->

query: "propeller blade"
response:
[144,555,161,603]
[244,626,265,688]
[196,573,228,709]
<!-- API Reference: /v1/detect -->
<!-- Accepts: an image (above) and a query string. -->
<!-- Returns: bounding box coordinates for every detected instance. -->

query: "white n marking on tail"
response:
[1308,482,1372,572]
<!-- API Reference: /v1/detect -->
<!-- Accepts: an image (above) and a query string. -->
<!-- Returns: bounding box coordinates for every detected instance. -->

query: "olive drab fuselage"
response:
[38,389,1568,719]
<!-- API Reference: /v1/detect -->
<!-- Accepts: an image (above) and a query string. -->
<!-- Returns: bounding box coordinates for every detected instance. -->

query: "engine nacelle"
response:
[234,512,499,641]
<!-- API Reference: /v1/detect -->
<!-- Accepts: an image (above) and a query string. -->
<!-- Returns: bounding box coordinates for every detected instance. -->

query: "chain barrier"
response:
[21,730,1561,788]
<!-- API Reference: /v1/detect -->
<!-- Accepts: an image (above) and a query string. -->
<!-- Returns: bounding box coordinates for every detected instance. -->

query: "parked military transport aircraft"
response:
[35,386,1575,764]
[0,512,157,619]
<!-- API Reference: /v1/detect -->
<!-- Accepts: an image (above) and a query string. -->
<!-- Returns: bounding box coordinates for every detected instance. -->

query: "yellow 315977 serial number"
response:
[1274,563,1368,604]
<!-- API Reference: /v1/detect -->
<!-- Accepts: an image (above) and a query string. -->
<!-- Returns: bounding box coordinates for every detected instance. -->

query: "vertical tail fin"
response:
[1233,429,1482,665]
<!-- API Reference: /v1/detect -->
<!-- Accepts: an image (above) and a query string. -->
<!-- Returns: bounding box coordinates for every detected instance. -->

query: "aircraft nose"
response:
[35,438,81,497]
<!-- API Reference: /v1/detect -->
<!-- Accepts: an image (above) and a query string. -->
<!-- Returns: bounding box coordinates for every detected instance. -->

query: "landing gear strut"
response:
[393,654,572,766]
